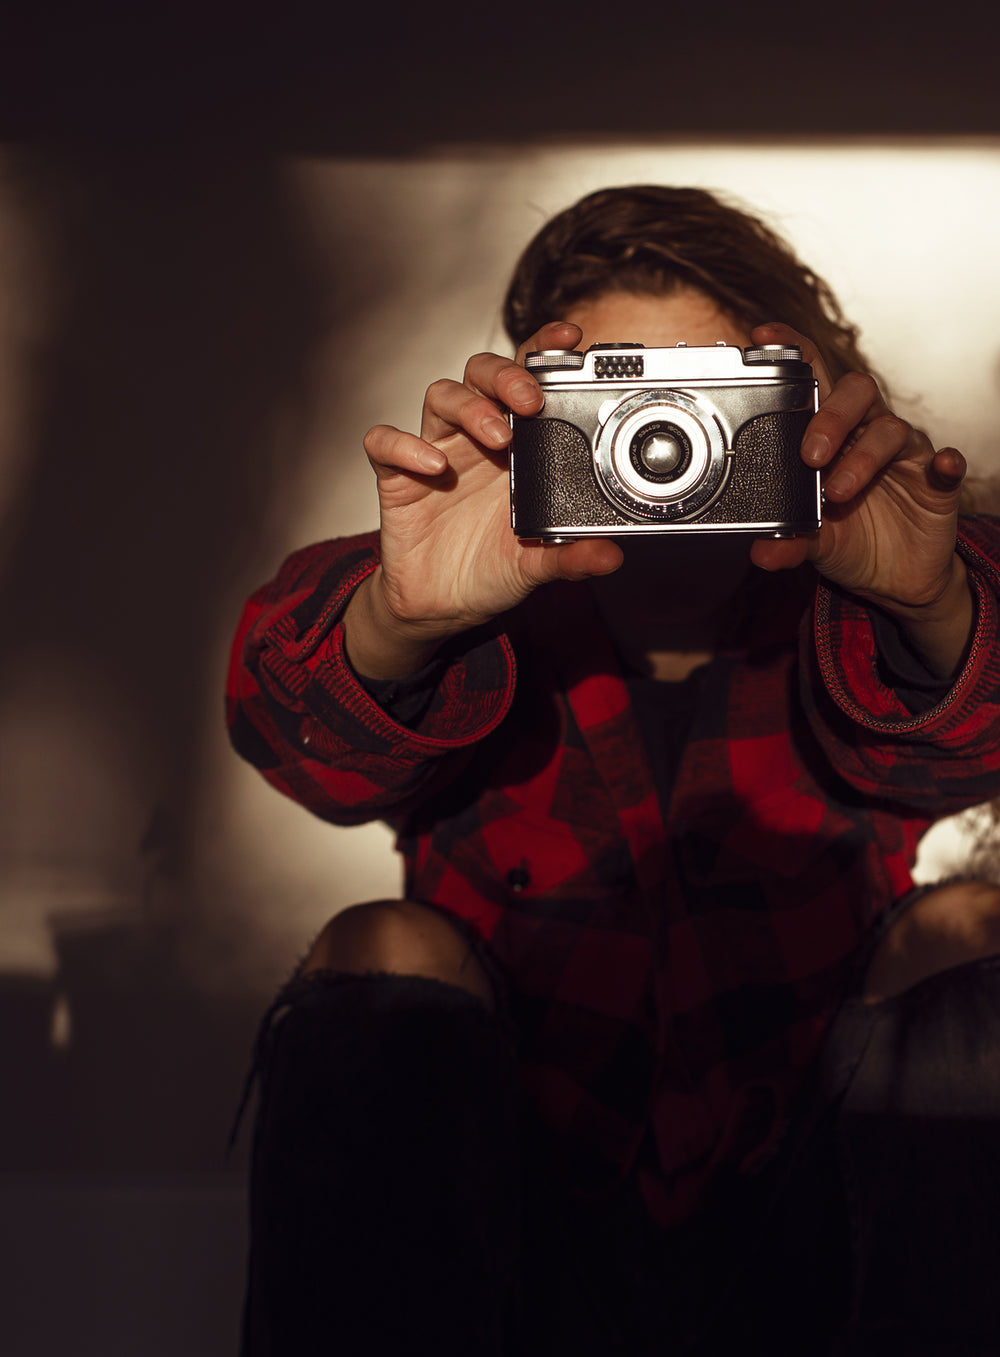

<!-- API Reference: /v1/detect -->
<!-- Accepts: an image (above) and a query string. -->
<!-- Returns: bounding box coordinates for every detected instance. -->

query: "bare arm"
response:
[749,323,972,681]
[342,321,623,681]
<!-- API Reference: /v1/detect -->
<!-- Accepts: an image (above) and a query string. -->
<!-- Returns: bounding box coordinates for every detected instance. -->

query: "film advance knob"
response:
[524,349,586,371]
[743,344,803,363]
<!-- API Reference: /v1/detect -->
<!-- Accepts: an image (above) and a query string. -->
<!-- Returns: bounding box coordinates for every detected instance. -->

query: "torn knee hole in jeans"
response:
[862,878,1000,1004]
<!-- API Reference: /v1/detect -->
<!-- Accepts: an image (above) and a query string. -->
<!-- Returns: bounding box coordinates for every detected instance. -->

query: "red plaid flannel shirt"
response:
[227,517,1000,1227]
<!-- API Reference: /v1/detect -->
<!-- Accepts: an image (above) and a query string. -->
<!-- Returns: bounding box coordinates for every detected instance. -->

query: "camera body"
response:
[509,342,821,541]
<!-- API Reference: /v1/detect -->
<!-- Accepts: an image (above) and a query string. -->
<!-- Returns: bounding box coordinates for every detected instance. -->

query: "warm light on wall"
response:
[282,138,1000,557]
[1,139,996,990]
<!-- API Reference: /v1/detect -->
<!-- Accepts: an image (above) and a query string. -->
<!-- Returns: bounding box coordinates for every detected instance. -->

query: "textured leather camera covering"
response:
[511,407,819,536]
[512,417,623,534]
[708,409,818,525]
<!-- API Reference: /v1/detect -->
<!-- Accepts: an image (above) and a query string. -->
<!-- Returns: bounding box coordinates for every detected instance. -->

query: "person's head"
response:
[502,185,872,384]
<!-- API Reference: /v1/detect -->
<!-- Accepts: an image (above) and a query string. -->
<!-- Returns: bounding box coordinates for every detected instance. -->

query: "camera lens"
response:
[629,421,691,482]
[595,388,728,521]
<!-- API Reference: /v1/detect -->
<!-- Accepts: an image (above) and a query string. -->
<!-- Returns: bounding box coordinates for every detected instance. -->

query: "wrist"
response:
[869,556,974,682]
[343,571,456,681]
[871,554,968,628]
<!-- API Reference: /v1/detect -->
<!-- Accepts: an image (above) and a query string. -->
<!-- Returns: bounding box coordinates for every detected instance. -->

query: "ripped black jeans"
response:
[234,892,1000,1356]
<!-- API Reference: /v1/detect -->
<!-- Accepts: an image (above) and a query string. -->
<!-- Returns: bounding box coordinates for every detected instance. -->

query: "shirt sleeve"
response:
[353,658,447,729]
[803,515,1000,815]
[225,533,516,825]
[869,608,954,714]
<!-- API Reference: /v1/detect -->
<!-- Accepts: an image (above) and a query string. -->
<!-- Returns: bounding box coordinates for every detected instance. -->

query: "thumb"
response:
[527,537,625,586]
[749,536,814,573]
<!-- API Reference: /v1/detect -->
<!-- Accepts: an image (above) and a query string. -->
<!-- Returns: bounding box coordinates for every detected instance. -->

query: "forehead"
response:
[563,288,751,351]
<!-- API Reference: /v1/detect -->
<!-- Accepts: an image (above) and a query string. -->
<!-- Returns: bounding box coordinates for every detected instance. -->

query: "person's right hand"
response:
[345,322,623,679]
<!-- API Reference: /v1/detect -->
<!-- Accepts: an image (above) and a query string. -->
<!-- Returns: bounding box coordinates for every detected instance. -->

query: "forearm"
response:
[228,541,517,824]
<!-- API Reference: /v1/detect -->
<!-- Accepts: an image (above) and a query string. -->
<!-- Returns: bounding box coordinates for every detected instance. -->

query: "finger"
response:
[363,423,448,478]
[825,415,925,502]
[799,371,894,472]
[520,537,624,588]
[461,351,546,419]
[750,321,834,400]
[513,320,584,368]
[420,323,585,449]
[929,446,967,490]
[749,535,816,573]
[821,411,926,505]
[419,376,519,448]
[467,320,585,408]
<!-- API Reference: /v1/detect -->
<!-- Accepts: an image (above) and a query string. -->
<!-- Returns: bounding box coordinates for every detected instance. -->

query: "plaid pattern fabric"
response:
[227,517,1000,1227]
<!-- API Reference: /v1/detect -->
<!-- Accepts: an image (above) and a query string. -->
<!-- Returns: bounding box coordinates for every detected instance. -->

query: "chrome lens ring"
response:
[594,389,728,520]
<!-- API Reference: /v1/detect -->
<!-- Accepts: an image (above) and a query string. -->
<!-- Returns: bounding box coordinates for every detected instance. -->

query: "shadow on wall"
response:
[0,142,331,1174]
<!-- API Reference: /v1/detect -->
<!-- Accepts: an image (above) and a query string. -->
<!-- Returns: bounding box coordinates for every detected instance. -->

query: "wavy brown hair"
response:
[502,185,875,384]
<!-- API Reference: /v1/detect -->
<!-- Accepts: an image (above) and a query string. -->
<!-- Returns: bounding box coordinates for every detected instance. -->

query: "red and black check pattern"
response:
[227,518,1000,1227]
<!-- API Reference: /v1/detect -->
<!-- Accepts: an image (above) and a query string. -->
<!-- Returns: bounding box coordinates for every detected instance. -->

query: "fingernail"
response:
[802,434,829,465]
[419,448,447,473]
[826,469,856,498]
[513,380,541,407]
[484,416,511,445]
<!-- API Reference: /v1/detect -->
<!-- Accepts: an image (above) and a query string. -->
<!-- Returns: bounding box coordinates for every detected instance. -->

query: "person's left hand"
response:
[748,321,968,620]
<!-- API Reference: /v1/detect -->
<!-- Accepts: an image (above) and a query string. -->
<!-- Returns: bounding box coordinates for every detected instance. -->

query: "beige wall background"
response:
[0,137,998,1182]
[249,139,1000,940]
[2,6,997,1348]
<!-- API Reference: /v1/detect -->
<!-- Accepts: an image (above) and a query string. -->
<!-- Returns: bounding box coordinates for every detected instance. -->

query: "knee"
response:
[300,900,496,1009]
[863,879,1000,1004]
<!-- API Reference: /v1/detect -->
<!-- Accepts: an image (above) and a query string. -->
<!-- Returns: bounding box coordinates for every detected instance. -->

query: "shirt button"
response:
[506,865,531,893]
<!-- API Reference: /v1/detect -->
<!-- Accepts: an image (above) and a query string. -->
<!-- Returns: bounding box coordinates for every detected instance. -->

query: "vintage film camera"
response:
[509,341,821,541]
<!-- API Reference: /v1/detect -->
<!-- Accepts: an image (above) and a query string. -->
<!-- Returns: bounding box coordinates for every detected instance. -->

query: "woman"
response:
[229,186,1000,1354]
